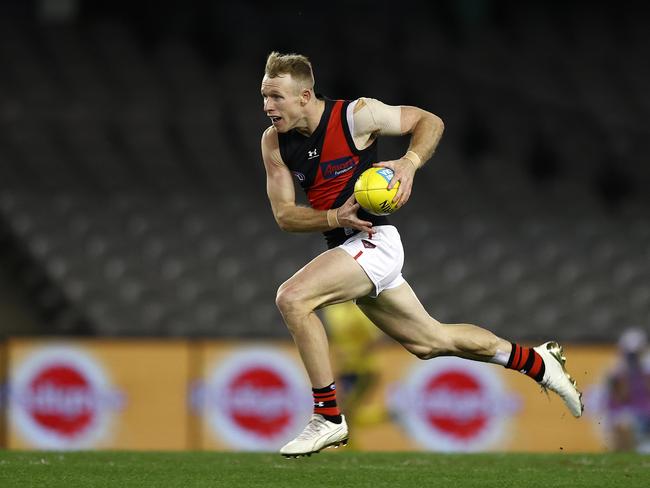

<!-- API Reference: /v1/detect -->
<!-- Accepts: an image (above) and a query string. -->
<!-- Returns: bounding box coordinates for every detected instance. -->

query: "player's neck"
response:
[296,98,325,137]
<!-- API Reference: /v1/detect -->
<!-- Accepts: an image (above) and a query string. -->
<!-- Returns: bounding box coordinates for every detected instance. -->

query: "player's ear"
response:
[300,88,311,106]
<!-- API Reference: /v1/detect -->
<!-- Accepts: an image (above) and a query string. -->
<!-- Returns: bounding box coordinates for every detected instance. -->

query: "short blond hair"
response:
[264,51,314,91]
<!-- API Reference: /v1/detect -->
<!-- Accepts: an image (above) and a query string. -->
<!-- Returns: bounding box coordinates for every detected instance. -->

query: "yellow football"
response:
[353,167,400,216]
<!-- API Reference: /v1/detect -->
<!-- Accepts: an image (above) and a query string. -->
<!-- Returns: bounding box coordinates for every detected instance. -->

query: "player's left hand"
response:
[373,157,417,207]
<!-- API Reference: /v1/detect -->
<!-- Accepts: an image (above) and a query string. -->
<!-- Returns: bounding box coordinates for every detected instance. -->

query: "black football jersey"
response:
[278,97,389,248]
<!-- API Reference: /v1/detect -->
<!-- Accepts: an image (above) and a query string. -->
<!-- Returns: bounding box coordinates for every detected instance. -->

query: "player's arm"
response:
[354,97,444,206]
[261,127,373,234]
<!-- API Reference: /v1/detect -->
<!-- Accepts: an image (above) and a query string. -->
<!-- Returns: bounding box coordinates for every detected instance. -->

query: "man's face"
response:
[261,74,304,133]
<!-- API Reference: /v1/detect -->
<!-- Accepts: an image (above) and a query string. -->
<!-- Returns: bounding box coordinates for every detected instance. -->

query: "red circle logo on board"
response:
[389,358,520,451]
[28,364,96,438]
[424,369,488,441]
[202,348,311,450]
[227,366,291,438]
[11,347,124,449]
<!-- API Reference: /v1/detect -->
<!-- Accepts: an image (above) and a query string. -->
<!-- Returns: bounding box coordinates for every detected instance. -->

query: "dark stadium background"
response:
[1,0,648,343]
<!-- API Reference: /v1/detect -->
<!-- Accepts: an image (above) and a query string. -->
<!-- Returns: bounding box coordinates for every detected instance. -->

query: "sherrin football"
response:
[353,167,400,216]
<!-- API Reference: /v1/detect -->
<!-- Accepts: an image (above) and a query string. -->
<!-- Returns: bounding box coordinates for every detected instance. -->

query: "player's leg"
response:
[275,247,374,387]
[357,281,584,417]
[356,281,511,362]
[276,247,374,457]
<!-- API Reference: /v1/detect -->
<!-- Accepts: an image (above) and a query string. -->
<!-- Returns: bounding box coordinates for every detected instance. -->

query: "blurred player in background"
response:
[260,51,584,458]
[322,301,386,435]
[603,328,650,452]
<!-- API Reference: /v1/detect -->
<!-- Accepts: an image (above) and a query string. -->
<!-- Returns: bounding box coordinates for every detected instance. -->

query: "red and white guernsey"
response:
[278,97,389,248]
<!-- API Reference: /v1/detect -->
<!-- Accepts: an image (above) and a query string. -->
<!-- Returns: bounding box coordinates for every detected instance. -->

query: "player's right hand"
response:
[336,194,375,234]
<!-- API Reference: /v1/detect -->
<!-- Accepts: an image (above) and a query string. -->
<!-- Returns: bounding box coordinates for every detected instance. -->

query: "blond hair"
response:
[264,51,314,91]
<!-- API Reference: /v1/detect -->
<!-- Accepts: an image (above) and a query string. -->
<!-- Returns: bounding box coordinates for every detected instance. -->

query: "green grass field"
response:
[0,451,647,488]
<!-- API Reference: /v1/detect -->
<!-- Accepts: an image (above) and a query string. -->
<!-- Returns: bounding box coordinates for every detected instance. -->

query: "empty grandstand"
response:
[0,0,648,342]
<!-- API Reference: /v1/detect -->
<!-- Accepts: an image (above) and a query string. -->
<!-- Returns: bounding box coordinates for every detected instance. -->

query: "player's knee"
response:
[275,281,308,318]
[405,335,452,360]
[409,345,441,360]
[275,283,295,316]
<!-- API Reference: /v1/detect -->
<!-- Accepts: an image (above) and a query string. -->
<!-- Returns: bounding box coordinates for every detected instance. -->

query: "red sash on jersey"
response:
[306,101,359,210]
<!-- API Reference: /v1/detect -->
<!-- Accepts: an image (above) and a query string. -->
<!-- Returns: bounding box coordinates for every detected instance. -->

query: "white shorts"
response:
[339,225,405,298]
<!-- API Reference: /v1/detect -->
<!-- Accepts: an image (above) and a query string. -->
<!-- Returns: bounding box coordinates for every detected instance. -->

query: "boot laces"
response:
[296,416,328,440]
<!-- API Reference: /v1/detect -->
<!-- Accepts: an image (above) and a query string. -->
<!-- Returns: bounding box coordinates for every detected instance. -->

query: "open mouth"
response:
[269,116,282,124]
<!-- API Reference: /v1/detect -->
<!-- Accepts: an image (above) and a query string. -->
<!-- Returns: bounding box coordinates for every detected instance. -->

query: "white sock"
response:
[489,349,511,366]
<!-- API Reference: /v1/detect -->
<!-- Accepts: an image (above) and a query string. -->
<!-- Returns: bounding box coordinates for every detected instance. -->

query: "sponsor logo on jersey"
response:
[362,239,376,249]
[388,357,520,451]
[307,149,319,160]
[320,157,356,180]
[292,171,306,182]
[193,348,311,450]
[10,347,124,449]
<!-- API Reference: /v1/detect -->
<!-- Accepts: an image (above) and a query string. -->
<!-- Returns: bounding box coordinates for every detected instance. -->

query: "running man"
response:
[259,52,583,457]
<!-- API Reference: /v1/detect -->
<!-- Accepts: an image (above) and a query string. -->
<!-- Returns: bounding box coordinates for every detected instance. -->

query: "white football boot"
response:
[280,414,348,458]
[534,341,584,417]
